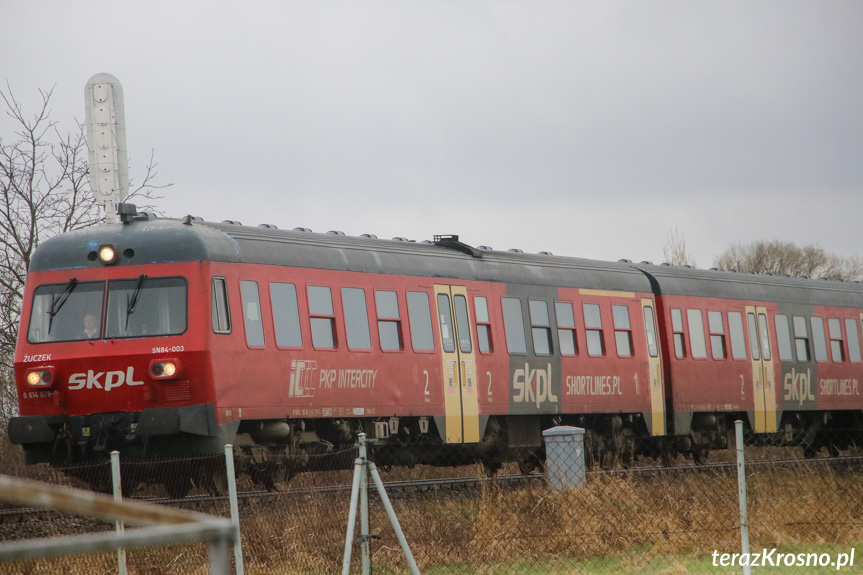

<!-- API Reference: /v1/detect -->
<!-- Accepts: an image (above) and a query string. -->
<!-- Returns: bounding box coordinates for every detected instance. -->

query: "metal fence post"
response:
[359,435,371,575]
[224,444,245,575]
[110,450,127,575]
[735,420,751,575]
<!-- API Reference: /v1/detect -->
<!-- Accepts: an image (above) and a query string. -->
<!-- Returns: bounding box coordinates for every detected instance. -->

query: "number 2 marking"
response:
[487,371,493,397]
[424,370,430,396]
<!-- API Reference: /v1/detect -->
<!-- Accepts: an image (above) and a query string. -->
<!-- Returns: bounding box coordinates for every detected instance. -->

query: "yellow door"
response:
[746,306,778,432]
[640,299,666,435]
[434,285,480,443]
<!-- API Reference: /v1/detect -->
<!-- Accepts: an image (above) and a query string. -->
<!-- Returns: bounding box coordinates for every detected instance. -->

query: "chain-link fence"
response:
[2,428,863,574]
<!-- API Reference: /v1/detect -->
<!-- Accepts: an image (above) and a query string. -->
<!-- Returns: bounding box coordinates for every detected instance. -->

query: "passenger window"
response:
[271,282,302,347]
[687,309,707,359]
[375,291,403,351]
[437,294,456,353]
[502,298,527,354]
[583,303,605,356]
[728,312,747,359]
[793,316,810,362]
[642,305,658,358]
[758,313,771,361]
[240,280,265,347]
[308,286,336,349]
[708,311,726,360]
[774,315,793,361]
[212,277,231,334]
[342,287,371,350]
[454,295,472,353]
[846,318,862,363]
[810,317,828,362]
[747,313,760,360]
[407,291,434,351]
[612,305,633,357]
[529,300,553,356]
[828,319,844,362]
[474,296,492,353]
[555,301,577,356]
[671,309,686,358]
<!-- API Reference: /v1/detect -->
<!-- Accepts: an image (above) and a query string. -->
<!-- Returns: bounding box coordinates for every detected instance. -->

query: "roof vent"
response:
[539,251,553,256]
[359,233,378,239]
[640,261,653,265]
[327,230,346,236]
[392,236,410,242]
[258,223,278,229]
[293,227,313,233]
[508,248,524,253]
[222,220,242,225]
[477,245,494,251]
[618,259,632,263]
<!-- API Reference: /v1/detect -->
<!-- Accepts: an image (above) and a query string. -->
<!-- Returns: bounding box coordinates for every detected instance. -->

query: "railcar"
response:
[9,205,863,493]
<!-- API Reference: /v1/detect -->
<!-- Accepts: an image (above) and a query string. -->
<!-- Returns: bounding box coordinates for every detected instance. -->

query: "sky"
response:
[2,1,862,268]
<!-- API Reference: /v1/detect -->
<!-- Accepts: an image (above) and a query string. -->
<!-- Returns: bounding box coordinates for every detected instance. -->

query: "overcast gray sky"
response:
[3,1,862,267]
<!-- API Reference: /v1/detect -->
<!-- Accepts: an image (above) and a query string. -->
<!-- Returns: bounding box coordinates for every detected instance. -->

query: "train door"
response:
[434,285,480,444]
[640,299,666,435]
[746,306,778,433]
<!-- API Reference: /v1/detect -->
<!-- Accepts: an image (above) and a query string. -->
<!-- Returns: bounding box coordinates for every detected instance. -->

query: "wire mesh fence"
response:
[2,428,863,574]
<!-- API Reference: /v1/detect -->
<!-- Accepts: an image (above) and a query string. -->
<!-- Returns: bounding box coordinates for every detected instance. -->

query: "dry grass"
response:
[3,459,863,574]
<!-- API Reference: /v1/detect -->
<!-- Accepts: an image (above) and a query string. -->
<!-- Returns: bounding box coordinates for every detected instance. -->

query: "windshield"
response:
[28,282,106,343]
[26,276,187,344]
[105,277,187,338]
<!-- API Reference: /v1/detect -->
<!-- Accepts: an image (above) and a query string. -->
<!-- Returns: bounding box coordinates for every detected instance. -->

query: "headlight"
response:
[25,367,55,388]
[149,359,181,380]
[98,244,117,264]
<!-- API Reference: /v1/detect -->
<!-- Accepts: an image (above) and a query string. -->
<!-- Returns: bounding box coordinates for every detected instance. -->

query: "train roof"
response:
[29,215,863,308]
[634,262,863,308]
[28,215,651,293]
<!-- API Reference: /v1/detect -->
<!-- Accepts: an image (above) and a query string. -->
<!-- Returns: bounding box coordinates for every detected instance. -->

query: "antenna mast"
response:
[85,73,129,224]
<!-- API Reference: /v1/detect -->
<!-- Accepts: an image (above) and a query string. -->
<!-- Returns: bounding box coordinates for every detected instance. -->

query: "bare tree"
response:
[0,82,169,448]
[662,227,697,268]
[714,240,863,281]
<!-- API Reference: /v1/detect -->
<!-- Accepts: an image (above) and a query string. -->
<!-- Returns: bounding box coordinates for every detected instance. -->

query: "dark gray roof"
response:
[29,217,651,293]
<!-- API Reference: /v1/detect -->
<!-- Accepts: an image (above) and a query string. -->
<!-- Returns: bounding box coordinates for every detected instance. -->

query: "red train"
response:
[9,205,863,492]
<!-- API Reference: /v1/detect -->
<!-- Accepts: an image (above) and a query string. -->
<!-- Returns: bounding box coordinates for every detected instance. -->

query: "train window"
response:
[27,281,105,343]
[342,288,371,350]
[502,298,527,354]
[212,277,231,334]
[437,294,456,353]
[671,309,686,358]
[529,300,553,356]
[475,296,493,353]
[686,309,707,359]
[583,303,605,356]
[105,277,187,340]
[407,291,434,351]
[828,319,844,362]
[747,313,760,360]
[375,290,403,351]
[308,286,336,349]
[271,283,302,347]
[758,313,771,361]
[612,305,632,357]
[239,280,264,347]
[728,312,747,359]
[846,318,862,362]
[774,315,793,361]
[793,316,810,362]
[641,305,658,358]
[810,317,828,362]
[708,311,726,360]
[454,295,473,353]
[555,301,577,356]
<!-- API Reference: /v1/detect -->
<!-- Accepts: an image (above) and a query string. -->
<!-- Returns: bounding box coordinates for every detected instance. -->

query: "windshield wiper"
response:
[125,274,147,331]
[47,278,78,334]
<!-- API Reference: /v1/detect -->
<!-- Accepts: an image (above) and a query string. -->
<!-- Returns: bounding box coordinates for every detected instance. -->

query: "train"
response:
[8,204,863,494]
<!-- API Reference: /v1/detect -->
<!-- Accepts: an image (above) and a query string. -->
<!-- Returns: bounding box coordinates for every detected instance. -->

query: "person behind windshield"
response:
[83,313,100,339]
